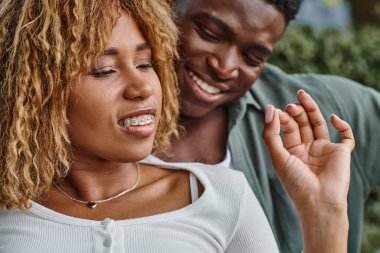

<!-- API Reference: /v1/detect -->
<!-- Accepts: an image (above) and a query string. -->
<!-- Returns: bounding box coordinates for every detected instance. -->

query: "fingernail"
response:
[286,104,295,110]
[265,104,274,123]
[297,89,305,95]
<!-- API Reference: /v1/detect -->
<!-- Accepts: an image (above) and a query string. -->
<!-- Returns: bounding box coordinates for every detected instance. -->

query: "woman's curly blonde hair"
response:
[0,0,179,210]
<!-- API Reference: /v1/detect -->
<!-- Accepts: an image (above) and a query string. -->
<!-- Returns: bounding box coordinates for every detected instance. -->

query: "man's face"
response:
[175,0,286,118]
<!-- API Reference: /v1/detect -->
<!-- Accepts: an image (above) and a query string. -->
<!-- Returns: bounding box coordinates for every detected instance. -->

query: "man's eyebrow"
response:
[191,12,234,36]
[191,12,272,56]
[249,44,272,57]
[101,43,150,56]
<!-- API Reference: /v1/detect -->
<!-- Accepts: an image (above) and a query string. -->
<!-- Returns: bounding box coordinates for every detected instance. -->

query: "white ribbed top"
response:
[0,161,279,253]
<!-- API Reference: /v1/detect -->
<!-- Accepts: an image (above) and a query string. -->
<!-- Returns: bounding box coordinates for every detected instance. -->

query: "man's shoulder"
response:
[248,63,370,110]
[257,63,366,93]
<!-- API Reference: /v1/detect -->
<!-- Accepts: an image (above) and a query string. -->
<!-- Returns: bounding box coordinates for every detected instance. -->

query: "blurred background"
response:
[268,1,380,252]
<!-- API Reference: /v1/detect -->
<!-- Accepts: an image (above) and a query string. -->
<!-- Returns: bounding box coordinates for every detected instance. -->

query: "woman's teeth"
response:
[189,71,221,94]
[119,114,155,127]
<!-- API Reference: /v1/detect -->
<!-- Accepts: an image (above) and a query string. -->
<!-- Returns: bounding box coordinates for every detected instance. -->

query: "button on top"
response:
[103,237,112,247]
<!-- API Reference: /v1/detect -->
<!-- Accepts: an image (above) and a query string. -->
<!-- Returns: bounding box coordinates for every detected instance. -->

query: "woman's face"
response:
[68,12,162,163]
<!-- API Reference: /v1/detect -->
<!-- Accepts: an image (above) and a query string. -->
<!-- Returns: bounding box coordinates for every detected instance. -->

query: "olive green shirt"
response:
[228,64,380,253]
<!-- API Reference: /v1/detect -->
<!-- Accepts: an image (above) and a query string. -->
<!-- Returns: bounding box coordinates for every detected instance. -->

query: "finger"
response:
[278,109,302,149]
[262,105,290,171]
[330,114,355,151]
[286,103,315,143]
[297,89,330,140]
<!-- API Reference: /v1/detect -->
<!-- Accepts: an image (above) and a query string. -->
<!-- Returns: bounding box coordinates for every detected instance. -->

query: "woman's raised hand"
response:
[262,89,355,253]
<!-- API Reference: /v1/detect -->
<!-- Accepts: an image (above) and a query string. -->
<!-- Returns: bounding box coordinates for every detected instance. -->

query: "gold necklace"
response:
[54,163,140,209]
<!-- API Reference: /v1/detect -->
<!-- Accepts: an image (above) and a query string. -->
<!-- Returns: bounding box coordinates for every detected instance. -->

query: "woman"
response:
[0,0,354,252]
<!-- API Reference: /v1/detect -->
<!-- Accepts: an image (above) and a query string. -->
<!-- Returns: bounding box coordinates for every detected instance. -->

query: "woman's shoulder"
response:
[141,158,249,204]
[0,207,42,237]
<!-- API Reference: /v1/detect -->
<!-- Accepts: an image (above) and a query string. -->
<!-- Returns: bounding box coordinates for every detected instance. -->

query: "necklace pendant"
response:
[87,202,97,209]
[54,163,140,209]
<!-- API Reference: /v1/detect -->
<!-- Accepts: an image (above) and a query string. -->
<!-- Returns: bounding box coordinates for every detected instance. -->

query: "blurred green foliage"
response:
[269,25,380,91]
[269,24,380,253]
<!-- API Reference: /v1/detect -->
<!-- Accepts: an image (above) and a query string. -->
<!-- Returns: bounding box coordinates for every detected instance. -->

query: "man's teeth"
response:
[121,114,155,127]
[189,71,221,94]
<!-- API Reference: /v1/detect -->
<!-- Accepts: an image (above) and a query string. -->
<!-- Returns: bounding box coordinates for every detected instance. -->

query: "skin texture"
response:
[41,12,194,221]
[159,0,285,163]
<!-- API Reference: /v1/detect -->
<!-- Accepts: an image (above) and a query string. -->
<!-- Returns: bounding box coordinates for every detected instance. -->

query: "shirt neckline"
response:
[29,162,211,227]
[145,148,232,169]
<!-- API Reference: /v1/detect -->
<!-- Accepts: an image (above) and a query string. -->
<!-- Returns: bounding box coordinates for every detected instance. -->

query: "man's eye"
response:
[88,69,116,78]
[243,54,262,67]
[195,25,221,43]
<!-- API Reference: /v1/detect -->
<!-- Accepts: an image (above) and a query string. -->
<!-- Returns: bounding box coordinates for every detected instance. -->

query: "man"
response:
[148,0,380,252]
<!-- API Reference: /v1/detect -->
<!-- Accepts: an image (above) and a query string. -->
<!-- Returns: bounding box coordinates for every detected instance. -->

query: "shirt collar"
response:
[228,87,263,130]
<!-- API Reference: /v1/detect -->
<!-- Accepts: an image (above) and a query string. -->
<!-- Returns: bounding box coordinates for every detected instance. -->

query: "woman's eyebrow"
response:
[136,42,150,52]
[102,47,119,56]
[101,42,150,56]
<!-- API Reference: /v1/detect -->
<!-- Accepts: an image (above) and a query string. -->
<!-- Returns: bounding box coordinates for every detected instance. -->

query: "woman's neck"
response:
[58,161,138,202]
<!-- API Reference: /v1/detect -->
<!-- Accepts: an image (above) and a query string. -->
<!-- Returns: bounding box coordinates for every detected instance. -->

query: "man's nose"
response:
[206,46,239,81]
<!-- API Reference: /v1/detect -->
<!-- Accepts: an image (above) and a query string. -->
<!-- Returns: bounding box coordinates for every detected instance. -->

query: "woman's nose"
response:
[122,71,153,100]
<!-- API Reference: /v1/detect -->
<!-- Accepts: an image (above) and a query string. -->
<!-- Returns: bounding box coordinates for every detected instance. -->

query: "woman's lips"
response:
[118,114,155,127]
[118,112,157,138]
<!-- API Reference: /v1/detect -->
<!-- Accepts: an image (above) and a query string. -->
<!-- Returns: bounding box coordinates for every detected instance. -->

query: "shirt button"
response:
[103,237,112,247]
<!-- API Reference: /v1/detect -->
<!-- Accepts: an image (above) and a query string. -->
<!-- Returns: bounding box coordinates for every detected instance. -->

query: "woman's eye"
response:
[88,69,116,79]
[137,62,153,71]
[195,24,221,43]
